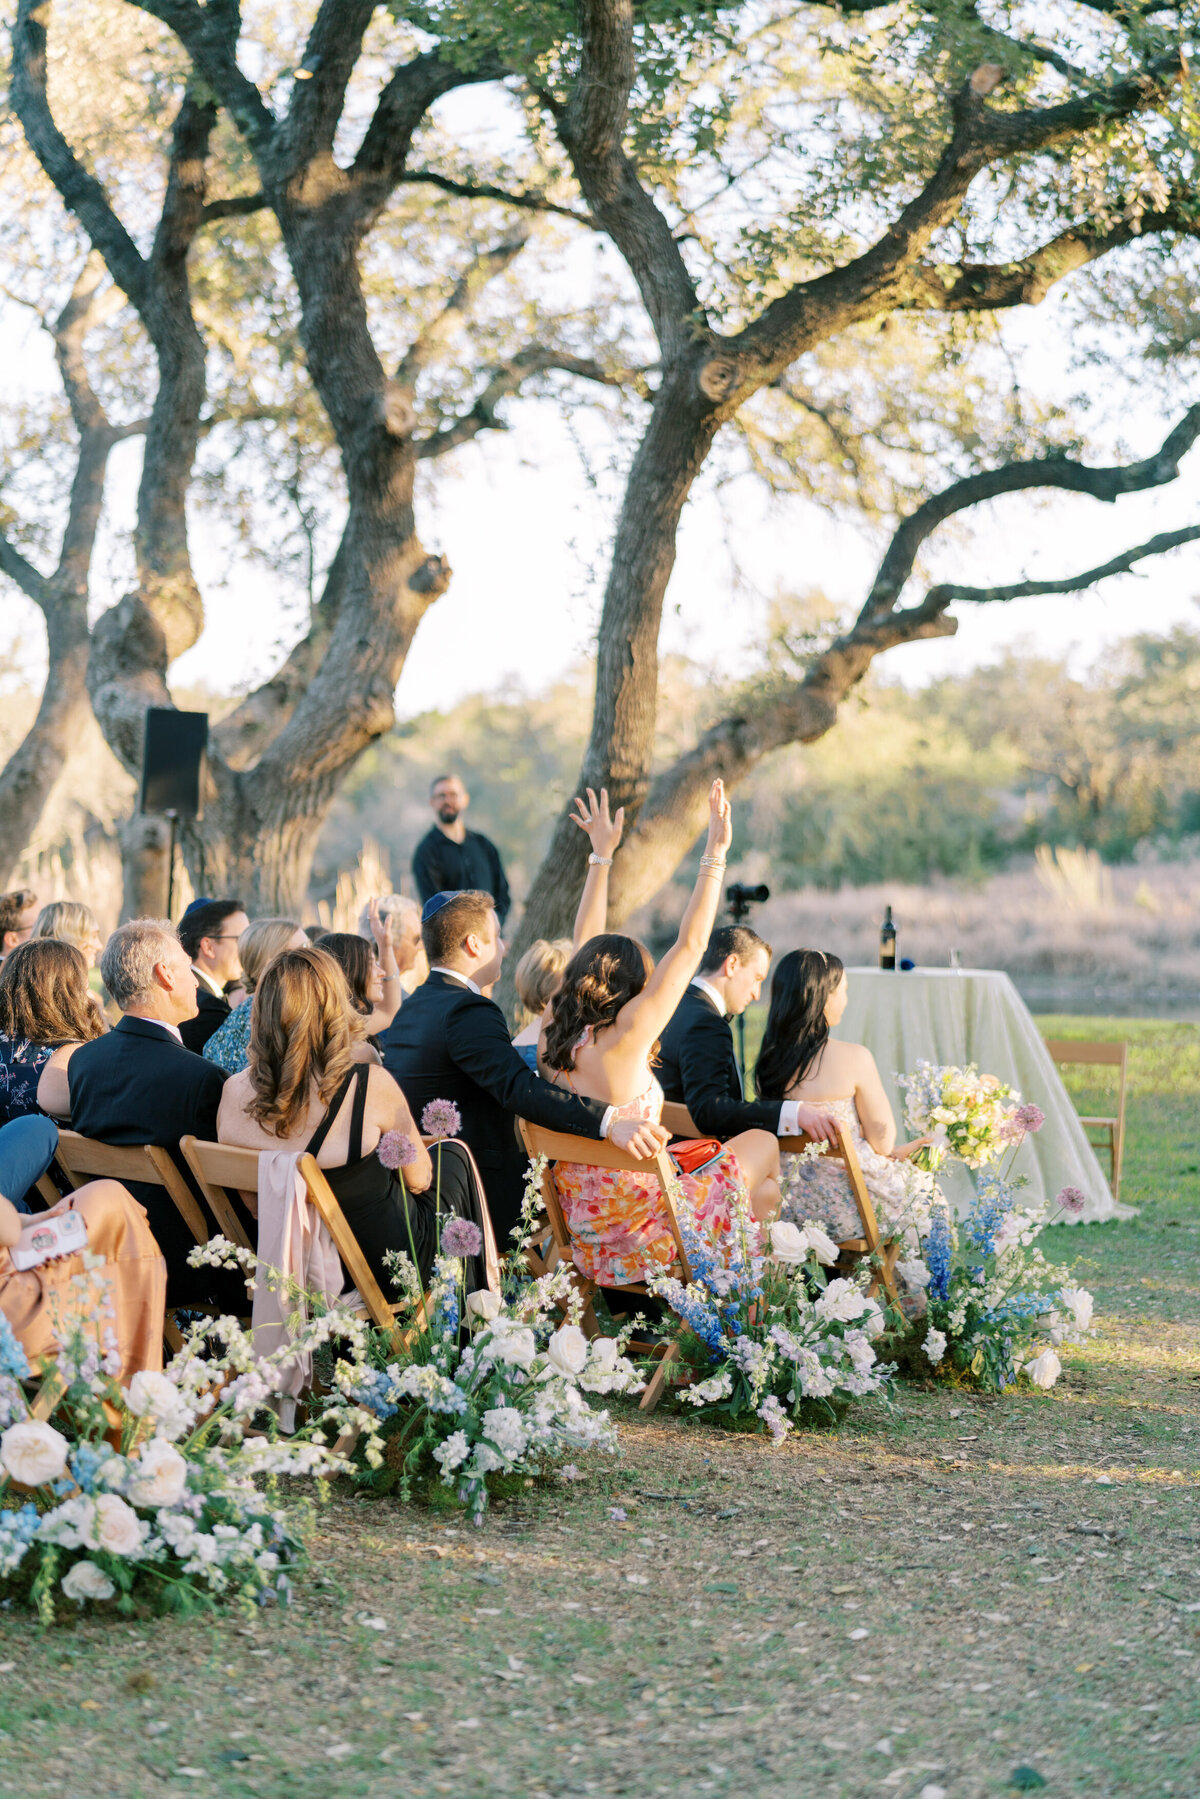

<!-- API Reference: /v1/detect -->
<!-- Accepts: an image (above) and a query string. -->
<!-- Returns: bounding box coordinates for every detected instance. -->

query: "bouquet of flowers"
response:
[895,1091,1095,1391]
[649,1188,893,1441]
[0,1259,341,1625]
[898,1061,1019,1171]
[324,1159,645,1523]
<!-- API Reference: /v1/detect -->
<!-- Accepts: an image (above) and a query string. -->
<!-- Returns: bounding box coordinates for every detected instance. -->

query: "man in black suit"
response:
[382,890,667,1243]
[412,775,511,928]
[658,925,837,1145]
[68,918,233,1305]
[176,896,249,1053]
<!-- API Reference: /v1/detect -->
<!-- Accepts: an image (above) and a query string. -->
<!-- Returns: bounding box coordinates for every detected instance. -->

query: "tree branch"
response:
[130,0,276,152]
[352,51,506,204]
[394,235,531,388]
[922,524,1200,610]
[277,0,377,176]
[397,168,596,228]
[202,191,270,221]
[416,348,642,458]
[0,533,48,606]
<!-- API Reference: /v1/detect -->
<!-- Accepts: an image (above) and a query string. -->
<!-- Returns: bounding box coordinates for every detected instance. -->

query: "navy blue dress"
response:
[0,1035,59,1125]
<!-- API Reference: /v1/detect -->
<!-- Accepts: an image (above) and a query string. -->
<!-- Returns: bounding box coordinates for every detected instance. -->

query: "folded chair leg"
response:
[639,1337,685,1413]
[164,1315,186,1355]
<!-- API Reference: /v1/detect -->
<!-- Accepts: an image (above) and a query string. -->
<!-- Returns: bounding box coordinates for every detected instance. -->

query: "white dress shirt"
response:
[689,977,806,1137]
[191,965,227,1001]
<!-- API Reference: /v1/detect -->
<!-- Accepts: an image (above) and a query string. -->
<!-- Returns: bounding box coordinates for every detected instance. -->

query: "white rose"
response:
[92,1493,147,1557]
[0,1419,69,1488]
[588,1338,619,1371]
[768,1221,809,1265]
[61,1560,116,1604]
[546,1324,590,1378]
[923,1328,947,1365]
[487,1327,536,1369]
[804,1224,840,1267]
[815,1278,868,1324]
[124,1370,178,1418]
[897,1260,931,1291]
[127,1438,189,1509]
[1060,1286,1093,1332]
[1024,1348,1062,1390]
[465,1290,501,1323]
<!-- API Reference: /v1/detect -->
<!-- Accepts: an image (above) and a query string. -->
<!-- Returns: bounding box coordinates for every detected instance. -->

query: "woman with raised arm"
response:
[511,788,624,1068]
[538,781,781,1290]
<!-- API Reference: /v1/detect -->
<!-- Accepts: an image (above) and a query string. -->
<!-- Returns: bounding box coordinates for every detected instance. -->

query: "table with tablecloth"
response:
[834,968,1121,1224]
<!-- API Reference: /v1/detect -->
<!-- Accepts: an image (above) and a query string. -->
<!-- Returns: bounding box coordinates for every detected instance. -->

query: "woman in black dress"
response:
[215,946,492,1296]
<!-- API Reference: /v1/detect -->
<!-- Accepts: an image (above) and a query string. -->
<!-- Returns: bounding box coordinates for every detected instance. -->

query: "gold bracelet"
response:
[699,855,727,870]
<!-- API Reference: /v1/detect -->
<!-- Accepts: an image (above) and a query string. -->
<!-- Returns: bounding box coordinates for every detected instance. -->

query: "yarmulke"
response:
[421,891,462,922]
[179,896,213,919]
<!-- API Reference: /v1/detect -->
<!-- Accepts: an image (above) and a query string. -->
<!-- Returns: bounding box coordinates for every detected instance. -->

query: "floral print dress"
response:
[778,1095,936,1244]
[552,1072,750,1287]
[0,1035,58,1125]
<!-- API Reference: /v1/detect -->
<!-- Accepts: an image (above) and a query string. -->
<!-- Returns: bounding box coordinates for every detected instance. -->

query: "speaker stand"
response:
[165,809,179,920]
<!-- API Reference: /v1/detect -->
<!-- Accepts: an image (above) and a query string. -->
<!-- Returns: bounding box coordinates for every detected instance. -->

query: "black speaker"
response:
[138,708,208,819]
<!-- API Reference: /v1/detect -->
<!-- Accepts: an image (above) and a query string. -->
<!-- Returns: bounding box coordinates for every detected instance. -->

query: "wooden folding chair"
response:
[1043,1038,1128,1200]
[779,1120,901,1304]
[518,1121,693,1412]
[661,1100,700,1139]
[52,1130,222,1353]
[179,1138,425,1353]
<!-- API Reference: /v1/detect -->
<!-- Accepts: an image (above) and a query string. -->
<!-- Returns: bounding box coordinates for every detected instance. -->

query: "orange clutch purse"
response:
[669,1137,724,1176]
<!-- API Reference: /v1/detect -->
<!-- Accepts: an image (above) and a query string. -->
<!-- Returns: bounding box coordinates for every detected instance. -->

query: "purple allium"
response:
[1014,1103,1046,1134]
[377,1130,419,1171]
[421,1098,462,1140]
[1056,1185,1086,1217]
[441,1216,483,1258]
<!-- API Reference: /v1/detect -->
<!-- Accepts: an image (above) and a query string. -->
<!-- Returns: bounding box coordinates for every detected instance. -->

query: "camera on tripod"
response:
[727,880,769,921]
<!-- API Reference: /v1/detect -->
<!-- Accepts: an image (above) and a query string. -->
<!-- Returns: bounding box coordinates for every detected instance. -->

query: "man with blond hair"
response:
[66,919,233,1304]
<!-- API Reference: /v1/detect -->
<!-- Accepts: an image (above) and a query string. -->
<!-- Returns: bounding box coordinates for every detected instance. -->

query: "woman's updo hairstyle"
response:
[542,933,654,1071]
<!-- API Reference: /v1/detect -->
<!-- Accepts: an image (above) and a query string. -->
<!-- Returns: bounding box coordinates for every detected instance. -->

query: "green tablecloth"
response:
[835,968,1121,1224]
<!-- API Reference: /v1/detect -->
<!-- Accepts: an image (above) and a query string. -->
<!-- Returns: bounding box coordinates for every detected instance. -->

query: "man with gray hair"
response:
[65,919,233,1305]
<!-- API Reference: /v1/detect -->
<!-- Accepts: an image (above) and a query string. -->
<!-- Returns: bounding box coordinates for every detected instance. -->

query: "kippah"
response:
[179,896,213,919]
[421,891,462,922]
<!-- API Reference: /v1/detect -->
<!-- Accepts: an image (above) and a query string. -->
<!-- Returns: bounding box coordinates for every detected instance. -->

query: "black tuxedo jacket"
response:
[180,983,231,1055]
[656,983,784,1141]
[67,1016,232,1304]
[381,972,608,1241]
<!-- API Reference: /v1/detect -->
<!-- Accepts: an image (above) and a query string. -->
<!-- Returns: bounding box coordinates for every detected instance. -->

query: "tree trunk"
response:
[118,812,172,920]
[0,608,91,884]
[511,366,720,955]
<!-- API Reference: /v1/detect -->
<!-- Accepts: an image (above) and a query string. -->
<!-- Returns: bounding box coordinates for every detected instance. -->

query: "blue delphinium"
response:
[926,1207,952,1302]
[963,1170,1015,1258]
[0,1504,40,1577]
[0,1314,29,1382]
[346,1366,399,1422]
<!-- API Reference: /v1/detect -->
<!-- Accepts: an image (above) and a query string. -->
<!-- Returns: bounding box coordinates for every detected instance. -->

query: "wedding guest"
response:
[0,1114,58,1216]
[0,1133,166,1382]
[177,897,250,1053]
[357,893,426,995]
[323,901,405,1045]
[756,950,933,1241]
[381,890,667,1243]
[657,925,838,1147]
[511,939,572,1070]
[412,774,511,927]
[539,781,781,1290]
[217,947,491,1293]
[202,917,308,1075]
[65,919,232,1306]
[0,889,38,963]
[33,900,104,967]
[304,924,327,944]
[0,940,104,1128]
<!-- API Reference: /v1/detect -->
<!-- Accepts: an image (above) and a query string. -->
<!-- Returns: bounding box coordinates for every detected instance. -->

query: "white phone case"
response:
[11,1209,88,1271]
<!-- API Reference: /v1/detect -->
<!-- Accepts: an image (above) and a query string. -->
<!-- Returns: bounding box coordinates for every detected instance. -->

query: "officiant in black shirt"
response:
[412,773,511,927]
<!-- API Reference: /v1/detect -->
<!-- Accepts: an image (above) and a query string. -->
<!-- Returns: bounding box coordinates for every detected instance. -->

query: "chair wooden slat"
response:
[660,1100,700,1140]
[518,1119,693,1412]
[54,1130,210,1245]
[296,1153,407,1347]
[1043,1037,1128,1199]
[178,1137,258,1248]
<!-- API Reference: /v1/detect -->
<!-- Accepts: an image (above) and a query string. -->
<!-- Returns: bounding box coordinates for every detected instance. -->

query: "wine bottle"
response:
[880,905,897,970]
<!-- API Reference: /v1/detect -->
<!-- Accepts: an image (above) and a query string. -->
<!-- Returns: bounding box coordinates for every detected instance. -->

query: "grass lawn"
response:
[4,1019,1198,1798]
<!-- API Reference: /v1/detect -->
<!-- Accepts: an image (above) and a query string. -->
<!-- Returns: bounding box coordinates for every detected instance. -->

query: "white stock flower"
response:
[482,1406,529,1460]
[433,1431,472,1473]
[861,1300,885,1340]
[127,1438,189,1508]
[897,1260,931,1291]
[546,1324,589,1378]
[1059,1286,1094,1332]
[814,1279,868,1324]
[123,1370,192,1439]
[466,1290,502,1323]
[0,1419,69,1488]
[92,1493,148,1557]
[804,1224,840,1267]
[768,1221,809,1265]
[483,1326,537,1370]
[61,1560,115,1604]
[1024,1348,1062,1389]
[923,1328,947,1366]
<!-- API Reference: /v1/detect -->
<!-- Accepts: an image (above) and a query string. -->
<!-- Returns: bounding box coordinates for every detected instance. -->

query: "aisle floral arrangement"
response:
[0,1261,341,1625]
[649,1182,894,1440]
[893,1067,1095,1391]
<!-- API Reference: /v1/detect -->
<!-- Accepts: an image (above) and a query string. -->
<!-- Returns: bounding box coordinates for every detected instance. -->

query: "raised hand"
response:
[367,896,390,958]
[570,786,624,860]
[705,778,732,861]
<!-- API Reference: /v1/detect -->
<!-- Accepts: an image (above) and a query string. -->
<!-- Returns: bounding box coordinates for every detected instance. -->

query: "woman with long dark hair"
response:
[756,950,933,1241]
[539,781,781,1290]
